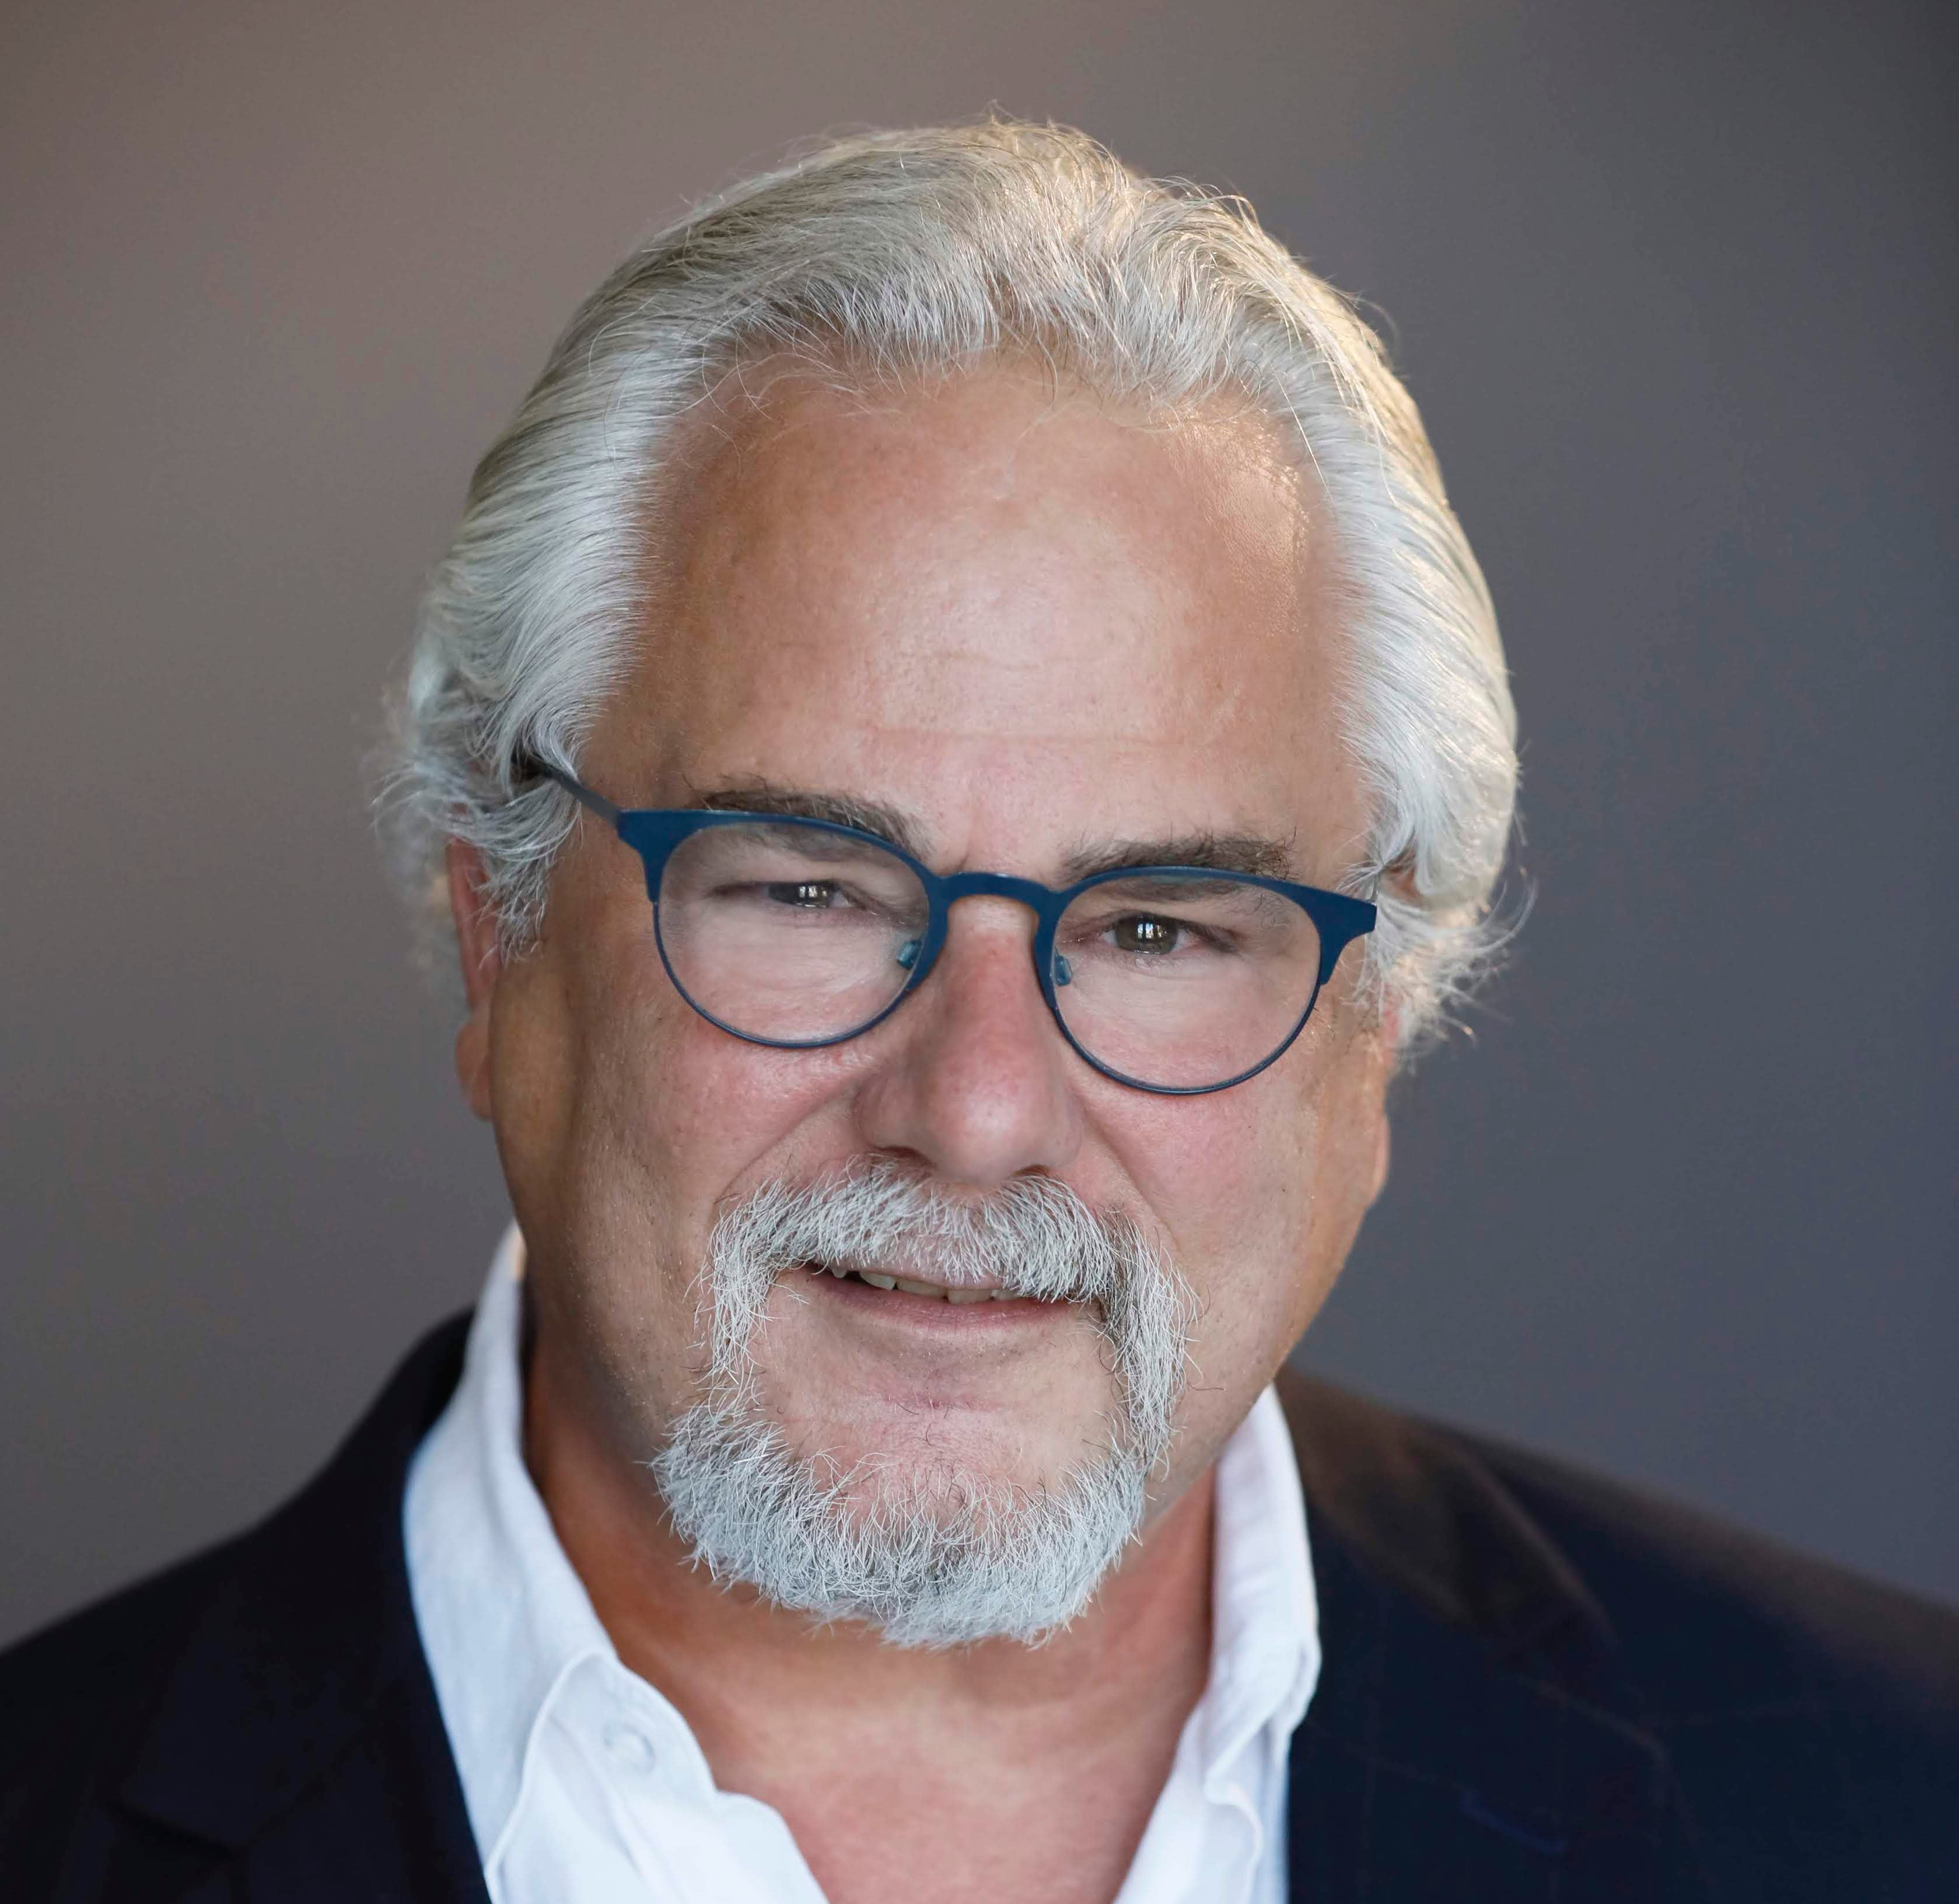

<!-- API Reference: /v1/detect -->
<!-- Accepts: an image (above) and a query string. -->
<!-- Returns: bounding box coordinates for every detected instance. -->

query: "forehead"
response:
[593,362,1366,876]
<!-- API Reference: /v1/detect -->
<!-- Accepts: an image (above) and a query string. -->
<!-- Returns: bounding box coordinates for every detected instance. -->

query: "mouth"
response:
[799,1261,1061,1314]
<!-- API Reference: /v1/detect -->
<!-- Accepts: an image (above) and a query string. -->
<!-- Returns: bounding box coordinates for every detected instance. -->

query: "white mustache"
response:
[709,1157,1152,1304]
[699,1157,1195,1452]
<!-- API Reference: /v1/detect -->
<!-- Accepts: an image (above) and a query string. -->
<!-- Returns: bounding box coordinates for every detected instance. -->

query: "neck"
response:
[524,1326,1216,1904]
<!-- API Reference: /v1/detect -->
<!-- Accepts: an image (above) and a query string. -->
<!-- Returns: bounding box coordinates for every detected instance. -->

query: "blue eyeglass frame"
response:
[531,761,1377,1097]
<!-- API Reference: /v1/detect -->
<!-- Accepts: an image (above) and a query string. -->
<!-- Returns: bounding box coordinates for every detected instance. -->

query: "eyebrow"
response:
[1060,834,1297,884]
[688,781,1297,885]
[691,783,931,859]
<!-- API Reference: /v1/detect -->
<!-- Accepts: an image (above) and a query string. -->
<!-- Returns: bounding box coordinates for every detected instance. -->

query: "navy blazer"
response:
[5,1314,1957,1900]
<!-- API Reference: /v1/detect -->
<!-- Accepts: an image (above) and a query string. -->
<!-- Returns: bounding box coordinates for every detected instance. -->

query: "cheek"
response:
[503,943,879,1429]
[1106,1082,1320,1376]
[1115,1079,1317,1278]
[539,925,886,1271]
[1209,1115,1322,1369]
[1107,1014,1389,1419]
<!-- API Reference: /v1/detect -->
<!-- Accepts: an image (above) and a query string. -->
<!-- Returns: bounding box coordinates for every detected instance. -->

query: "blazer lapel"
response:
[1276,1371,1676,1901]
[111,1318,488,1904]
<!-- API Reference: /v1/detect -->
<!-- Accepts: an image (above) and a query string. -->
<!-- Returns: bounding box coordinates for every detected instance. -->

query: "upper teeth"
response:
[820,1264,1013,1302]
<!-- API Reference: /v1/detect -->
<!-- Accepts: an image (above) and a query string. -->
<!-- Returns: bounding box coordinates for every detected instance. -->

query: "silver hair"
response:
[650,1158,1195,1647]
[379,120,1518,1053]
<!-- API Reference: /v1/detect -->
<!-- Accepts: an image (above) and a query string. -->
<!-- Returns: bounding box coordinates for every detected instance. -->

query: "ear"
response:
[446,839,502,1122]
[1365,999,1399,1207]
[1367,1105,1392,1206]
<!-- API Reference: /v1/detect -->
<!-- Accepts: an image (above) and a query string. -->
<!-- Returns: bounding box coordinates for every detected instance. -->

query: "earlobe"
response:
[446,840,502,1122]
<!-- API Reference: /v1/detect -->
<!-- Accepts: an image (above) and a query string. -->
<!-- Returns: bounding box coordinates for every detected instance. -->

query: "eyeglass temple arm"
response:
[524,757,621,828]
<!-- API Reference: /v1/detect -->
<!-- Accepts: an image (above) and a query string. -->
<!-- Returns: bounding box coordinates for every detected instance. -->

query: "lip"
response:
[799,1262,1078,1334]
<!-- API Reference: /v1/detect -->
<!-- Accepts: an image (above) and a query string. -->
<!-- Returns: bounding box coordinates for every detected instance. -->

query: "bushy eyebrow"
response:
[691,783,930,859]
[688,783,1297,884]
[1060,834,1296,884]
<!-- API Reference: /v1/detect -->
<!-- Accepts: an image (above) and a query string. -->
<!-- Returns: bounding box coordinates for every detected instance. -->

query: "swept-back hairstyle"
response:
[382,120,1517,1055]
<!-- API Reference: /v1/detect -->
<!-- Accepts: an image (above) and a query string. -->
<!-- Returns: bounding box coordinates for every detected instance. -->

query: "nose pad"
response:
[895,938,922,971]
[1052,952,1073,987]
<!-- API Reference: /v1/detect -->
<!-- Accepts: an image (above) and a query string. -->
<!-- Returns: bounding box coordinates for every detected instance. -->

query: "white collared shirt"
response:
[404,1227,1320,1902]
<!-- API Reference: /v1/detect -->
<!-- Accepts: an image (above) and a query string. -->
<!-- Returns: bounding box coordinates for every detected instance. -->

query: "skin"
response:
[446,361,1394,1904]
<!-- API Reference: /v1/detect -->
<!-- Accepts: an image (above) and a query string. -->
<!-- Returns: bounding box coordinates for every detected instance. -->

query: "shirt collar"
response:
[407,1224,1320,1856]
[1201,1381,1320,1788]
[403,1226,618,1858]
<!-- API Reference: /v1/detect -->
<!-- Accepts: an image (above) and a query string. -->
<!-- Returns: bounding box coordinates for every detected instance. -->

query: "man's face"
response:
[469,363,1391,1575]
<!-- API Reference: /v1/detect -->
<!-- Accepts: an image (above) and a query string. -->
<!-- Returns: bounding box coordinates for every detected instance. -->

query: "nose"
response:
[852,897,1085,1189]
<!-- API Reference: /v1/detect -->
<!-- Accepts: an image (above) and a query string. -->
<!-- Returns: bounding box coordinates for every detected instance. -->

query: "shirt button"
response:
[601,1720,657,1773]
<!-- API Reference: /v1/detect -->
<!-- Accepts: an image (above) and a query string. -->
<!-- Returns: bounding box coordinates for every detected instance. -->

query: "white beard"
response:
[648,1160,1195,1648]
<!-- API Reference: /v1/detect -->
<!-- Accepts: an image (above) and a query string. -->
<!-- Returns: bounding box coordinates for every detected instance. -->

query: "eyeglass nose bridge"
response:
[894,869,1075,1001]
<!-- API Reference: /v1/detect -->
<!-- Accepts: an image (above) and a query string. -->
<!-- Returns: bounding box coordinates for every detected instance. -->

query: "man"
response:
[4,121,1955,1903]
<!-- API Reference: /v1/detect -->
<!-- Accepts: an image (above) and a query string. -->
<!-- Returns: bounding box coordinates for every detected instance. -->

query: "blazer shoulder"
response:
[0,1310,475,1888]
[0,1533,240,1895]
[1466,1426,1959,1723]
[1275,1367,1959,1723]
[1,1539,235,1756]
[1278,1371,1959,1897]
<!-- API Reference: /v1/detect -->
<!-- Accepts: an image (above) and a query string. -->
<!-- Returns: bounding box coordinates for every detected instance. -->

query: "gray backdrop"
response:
[4,0,1953,1647]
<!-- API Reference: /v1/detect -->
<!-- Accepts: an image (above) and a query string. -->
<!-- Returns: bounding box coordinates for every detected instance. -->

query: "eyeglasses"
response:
[530,763,1376,1096]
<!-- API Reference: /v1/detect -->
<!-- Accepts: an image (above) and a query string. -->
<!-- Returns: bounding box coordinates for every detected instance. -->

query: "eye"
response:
[765,880,842,909]
[1109,914,1184,954]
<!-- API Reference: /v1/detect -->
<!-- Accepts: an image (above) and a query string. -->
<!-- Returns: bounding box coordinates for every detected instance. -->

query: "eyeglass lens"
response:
[653,820,1324,1090]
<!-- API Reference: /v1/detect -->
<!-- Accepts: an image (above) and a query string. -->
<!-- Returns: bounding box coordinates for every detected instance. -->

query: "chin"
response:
[809,1431,1094,1531]
[650,1385,1152,1649]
